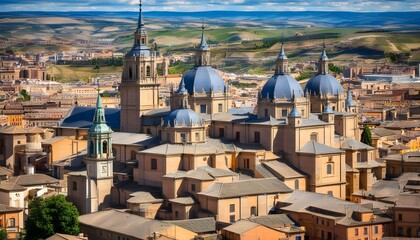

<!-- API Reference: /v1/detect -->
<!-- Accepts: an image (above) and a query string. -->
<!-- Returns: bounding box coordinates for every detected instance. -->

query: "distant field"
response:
[1,12,420,76]
[48,65,122,82]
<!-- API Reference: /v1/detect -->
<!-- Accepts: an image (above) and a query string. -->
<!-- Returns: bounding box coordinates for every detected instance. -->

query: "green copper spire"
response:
[89,91,112,134]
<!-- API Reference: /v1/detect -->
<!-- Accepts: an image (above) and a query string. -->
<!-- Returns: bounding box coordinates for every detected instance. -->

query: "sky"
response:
[1,0,419,12]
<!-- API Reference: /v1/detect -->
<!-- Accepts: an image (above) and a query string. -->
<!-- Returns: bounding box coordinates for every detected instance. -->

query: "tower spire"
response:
[275,41,288,75]
[198,25,209,51]
[318,41,329,75]
[93,90,106,124]
[195,24,210,66]
[137,0,144,31]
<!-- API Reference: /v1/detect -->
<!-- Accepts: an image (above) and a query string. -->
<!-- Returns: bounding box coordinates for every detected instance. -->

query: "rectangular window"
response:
[146,128,151,134]
[200,105,207,113]
[407,228,412,237]
[180,133,186,142]
[229,204,235,212]
[374,226,379,234]
[398,213,402,221]
[364,227,368,235]
[9,218,15,227]
[264,109,268,118]
[175,211,179,219]
[250,206,256,216]
[218,103,223,112]
[151,158,157,170]
[230,215,235,223]
[355,228,359,236]
[398,227,403,236]
[282,109,288,117]
[327,232,332,240]
[327,191,333,196]
[254,131,260,143]
[72,181,77,191]
[195,132,200,141]
[235,132,240,141]
[191,184,196,192]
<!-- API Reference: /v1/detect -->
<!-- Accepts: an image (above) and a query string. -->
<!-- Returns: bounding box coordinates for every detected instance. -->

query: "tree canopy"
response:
[25,195,79,240]
[361,125,373,146]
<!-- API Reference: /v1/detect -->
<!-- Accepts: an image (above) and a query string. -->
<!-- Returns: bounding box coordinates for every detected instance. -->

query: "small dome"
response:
[183,66,225,94]
[88,123,112,134]
[289,108,302,118]
[164,109,203,127]
[126,44,151,57]
[261,74,304,100]
[304,74,344,96]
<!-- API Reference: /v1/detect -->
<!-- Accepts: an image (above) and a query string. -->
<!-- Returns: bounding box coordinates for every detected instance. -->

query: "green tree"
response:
[361,125,373,146]
[0,228,7,240]
[25,195,79,240]
[17,90,31,102]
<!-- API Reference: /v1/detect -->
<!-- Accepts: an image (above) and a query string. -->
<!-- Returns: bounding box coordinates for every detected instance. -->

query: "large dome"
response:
[304,74,344,96]
[163,109,203,128]
[183,66,225,94]
[261,74,304,100]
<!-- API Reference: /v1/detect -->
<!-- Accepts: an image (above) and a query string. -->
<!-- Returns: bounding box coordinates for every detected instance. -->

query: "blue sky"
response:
[1,0,419,12]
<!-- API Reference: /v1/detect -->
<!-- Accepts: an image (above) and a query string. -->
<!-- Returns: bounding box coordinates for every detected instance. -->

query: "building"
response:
[119,2,168,133]
[277,190,392,240]
[0,204,24,239]
[79,209,197,240]
[67,93,114,214]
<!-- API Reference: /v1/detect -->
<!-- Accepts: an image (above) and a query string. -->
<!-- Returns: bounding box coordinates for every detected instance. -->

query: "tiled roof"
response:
[382,194,420,209]
[262,160,305,179]
[0,203,22,213]
[246,214,295,228]
[0,126,27,134]
[198,178,292,199]
[353,180,401,199]
[79,209,192,239]
[222,220,260,234]
[9,173,59,187]
[341,138,374,150]
[126,191,163,204]
[298,141,344,155]
[60,106,120,130]
[280,191,392,226]
[111,132,159,146]
[140,138,264,156]
[164,217,216,234]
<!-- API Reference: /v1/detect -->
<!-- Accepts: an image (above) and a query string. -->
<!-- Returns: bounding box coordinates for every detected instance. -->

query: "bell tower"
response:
[120,0,161,133]
[85,92,114,213]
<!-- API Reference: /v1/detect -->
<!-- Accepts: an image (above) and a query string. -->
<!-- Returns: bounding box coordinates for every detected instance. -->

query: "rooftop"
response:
[298,141,344,155]
[198,178,292,199]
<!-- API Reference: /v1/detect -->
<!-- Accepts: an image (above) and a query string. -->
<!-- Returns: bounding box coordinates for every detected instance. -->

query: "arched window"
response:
[146,66,151,77]
[141,38,146,44]
[129,68,133,79]
[327,164,333,175]
[102,141,108,154]
[310,132,318,142]
[295,179,299,190]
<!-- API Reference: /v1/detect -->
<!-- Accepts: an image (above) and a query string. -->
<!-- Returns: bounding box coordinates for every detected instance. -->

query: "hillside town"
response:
[0,1,419,240]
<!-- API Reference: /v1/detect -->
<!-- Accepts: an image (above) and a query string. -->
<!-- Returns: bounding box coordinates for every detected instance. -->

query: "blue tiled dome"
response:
[261,74,304,100]
[163,109,203,127]
[183,66,225,94]
[304,74,344,96]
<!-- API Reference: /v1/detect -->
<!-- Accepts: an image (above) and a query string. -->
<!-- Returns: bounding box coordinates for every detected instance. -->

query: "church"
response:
[65,0,386,222]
